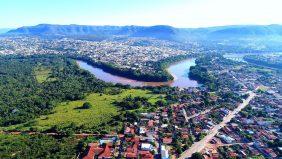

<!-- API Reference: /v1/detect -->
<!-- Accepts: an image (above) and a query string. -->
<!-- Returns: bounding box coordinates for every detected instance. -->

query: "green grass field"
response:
[257,85,268,92]
[34,66,56,83]
[3,89,162,132]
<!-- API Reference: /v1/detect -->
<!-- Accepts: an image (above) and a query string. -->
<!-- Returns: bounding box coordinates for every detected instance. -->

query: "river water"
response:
[76,58,199,88]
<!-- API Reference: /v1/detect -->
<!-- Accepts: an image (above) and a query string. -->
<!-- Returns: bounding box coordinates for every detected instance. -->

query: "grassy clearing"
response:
[257,85,269,92]
[3,89,162,132]
[34,66,56,83]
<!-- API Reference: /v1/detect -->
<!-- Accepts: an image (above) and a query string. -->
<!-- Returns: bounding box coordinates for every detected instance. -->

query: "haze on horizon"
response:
[1,0,282,28]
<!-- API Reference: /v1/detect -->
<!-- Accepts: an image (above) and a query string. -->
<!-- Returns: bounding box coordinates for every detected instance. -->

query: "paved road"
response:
[179,91,256,159]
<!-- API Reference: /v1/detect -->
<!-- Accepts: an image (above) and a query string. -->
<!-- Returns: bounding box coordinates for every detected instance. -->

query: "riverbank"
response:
[72,54,194,83]
[71,55,172,82]
[243,55,282,69]
[77,57,200,88]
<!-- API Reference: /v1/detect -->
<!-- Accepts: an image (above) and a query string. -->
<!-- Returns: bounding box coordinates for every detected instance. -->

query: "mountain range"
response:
[4,24,282,41]
[0,28,11,34]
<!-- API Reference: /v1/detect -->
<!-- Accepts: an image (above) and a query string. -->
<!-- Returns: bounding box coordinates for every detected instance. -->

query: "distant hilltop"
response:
[5,24,282,41]
[0,28,11,34]
[6,24,178,40]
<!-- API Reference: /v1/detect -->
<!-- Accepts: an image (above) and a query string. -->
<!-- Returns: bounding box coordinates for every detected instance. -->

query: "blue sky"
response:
[0,0,281,28]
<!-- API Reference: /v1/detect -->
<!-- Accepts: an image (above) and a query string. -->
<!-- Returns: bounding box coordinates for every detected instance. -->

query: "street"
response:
[179,91,256,159]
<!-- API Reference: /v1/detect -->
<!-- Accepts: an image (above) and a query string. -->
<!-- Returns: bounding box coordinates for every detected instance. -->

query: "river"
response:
[76,58,200,88]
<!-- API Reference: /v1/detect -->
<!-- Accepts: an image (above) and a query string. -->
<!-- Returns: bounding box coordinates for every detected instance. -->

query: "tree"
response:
[0,55,107,127]
[190,152,204,159]
[156,100,167,107]
[81,102,92,109]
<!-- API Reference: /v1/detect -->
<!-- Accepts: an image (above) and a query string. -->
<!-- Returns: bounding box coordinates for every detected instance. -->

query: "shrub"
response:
[81,102,92,109]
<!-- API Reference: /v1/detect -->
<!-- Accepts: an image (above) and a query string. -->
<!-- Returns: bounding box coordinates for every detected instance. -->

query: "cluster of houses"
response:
[1,29,281,159]
[203,54,282,98]
[183,55,281,159]
[81,86,244,159]
[81,55,281,159]
[0,36,199,74]
[82,111,170,159]
[201,93,281,159]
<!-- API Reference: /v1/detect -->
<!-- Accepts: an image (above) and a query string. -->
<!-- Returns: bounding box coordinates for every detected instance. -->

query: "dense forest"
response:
[0,55,166,159]
[115,95,152,110]
[0,134,79,158]
[0,55,108,126]
[189,56,219,91]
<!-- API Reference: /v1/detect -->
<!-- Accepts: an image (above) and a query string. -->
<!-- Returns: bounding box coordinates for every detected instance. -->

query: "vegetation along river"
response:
[76,58,199,88]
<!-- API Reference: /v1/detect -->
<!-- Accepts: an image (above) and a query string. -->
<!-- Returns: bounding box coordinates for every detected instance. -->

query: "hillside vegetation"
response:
[0,55,107,126]
[7,24,282,41]
[5,89,162,133]
[0,134,78,158]
[244,54,282,69]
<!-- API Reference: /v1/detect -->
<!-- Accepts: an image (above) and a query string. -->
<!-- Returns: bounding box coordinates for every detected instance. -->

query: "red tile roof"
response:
[182,134,189,139]
[126,152,138,158]
[125,137,140,158]
[139,150,154,159]
[228,152,237,157]
[98,144,112,159]
[83,143,101,159]
[83,143,113,159]
[148,120,154,127]
[163,137,172,144]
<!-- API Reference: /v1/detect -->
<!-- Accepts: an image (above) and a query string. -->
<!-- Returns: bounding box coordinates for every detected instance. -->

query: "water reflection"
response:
[77,58,199,88]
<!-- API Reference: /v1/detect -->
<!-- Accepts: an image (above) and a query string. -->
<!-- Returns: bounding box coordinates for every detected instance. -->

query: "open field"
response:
[2,89,162,132]
[33,66,56,83]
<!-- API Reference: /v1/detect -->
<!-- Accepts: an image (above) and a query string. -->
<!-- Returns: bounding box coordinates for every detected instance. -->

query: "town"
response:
[79,55,281,159]
[0,36,200,75]
[0,34,281,158]
[1,0,282,158]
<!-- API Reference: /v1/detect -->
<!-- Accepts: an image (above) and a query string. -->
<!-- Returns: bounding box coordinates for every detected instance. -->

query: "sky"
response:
[0,0,282,28]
